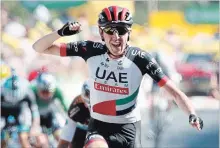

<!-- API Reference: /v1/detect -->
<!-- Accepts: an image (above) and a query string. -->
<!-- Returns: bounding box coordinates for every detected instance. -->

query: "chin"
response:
[112,51,122,56]
[115,48,124,53]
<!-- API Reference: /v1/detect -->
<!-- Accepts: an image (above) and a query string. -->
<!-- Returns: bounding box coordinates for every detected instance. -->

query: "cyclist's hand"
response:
[189,114,203,131]
[57,22,81,36]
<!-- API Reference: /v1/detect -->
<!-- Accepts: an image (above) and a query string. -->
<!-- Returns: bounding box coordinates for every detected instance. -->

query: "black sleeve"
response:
[60,40,106,61]
[127,47,169,87]
[68,101,90,124]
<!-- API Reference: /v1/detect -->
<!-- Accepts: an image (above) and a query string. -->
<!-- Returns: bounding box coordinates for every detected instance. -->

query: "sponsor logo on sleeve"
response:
[73,43,78,52]
[146,61,156,70]
[93,42,104,49]
[151,68,162,75]
[146,60,163,75]
[131,49,146,58]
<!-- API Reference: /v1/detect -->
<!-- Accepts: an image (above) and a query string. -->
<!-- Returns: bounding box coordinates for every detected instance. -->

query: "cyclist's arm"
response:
[55,88,68,112]
[140,51,197,116]
[161,80,196,115]
[32,31,61,55]
[32,31,90,58]
[33,33,106,61]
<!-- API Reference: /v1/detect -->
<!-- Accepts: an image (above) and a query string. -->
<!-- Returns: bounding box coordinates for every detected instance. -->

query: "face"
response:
[100,25,130,57]
[38,90,53,100]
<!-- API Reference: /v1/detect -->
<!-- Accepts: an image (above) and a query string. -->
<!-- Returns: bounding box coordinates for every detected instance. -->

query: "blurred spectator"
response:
[213,27,219,40]
[33,5,52,24]
[1,6,9,31]
[77,12,91,40]
[4,18,27,38]
[0,61,12,81]
[210,61,220,99]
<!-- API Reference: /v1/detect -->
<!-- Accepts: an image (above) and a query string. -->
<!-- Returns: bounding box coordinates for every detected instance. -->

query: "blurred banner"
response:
[21,0,87,11]
[148,2,219,36]
[148,11,218,36]
[184,2,219,24]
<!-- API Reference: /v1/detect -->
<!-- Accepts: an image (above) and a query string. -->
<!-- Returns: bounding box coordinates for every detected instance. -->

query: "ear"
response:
[99,27,104,41]
[127,32,130,41]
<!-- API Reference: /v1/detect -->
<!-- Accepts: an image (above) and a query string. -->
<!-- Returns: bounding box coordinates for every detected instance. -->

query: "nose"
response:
[112,30,120,39]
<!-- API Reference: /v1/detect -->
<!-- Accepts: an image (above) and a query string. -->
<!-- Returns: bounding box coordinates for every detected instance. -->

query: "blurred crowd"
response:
[1,4,91,106]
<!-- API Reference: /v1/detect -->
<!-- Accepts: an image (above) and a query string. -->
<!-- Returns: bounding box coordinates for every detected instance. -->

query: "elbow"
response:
[32,42,42,53]
[32,43,39,52]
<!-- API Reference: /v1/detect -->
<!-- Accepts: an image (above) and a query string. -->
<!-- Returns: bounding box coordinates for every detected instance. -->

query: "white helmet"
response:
[36,73,56,92]
[36,73,56,99]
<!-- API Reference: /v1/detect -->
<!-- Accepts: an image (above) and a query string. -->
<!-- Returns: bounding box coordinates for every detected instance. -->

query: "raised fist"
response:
[57,22,81,36]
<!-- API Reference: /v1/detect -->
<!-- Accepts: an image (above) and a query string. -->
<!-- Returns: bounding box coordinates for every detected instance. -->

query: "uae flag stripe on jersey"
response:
[93,88,139,116]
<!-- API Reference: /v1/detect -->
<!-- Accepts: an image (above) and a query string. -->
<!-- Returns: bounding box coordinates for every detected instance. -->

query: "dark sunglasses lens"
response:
[103,27,114,35]
[103,26,128,35]
[117,27,128,35]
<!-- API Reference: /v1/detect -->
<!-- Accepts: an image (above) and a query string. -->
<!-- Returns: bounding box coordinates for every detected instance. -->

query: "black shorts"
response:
[1,105,31,140]
[40,112,60,132]
[71,128,87,148]
[87,118,142,148]
[1,106,21,124]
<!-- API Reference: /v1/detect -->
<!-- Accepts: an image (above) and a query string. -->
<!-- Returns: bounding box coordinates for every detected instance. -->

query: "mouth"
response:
[110,41,121,48]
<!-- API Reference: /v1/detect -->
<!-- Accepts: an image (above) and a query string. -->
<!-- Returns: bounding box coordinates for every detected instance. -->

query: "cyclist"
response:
[31,72,68,144]
[58,81,108,148]
[1,73,40,148]
[58,81,90,148]
[33,5,204,148]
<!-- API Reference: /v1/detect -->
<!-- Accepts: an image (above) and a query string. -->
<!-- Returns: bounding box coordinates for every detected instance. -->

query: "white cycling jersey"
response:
[60,41,168,123]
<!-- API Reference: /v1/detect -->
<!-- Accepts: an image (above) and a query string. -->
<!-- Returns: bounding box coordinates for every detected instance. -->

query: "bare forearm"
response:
[173,90,196,115]
[164,80,196,115]
[32,31,61,53]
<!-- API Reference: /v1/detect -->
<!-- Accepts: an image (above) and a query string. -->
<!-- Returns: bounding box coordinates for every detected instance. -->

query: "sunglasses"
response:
[101,26,130,36]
